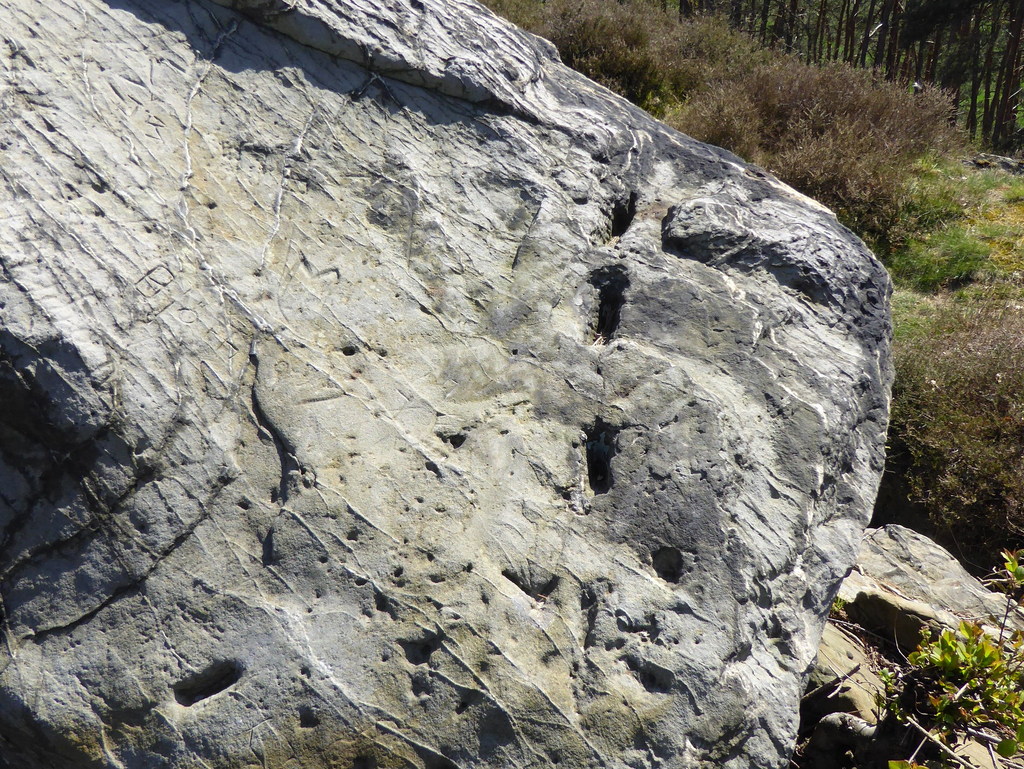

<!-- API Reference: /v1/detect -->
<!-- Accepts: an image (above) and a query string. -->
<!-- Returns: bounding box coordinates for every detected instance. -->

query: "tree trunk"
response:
[982,3,1003,141]
[844,0,863,61]
[968,10,984,138]
[874,0,897,68]
[858,0,880,65]
[996,0,1024,146]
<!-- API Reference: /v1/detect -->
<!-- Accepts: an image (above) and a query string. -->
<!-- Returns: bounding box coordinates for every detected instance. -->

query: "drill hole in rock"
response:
[298,705,321,728]
[399,633,443,666]
[626,655,674,693]
[173,660,244,706]
[609,191,638,238]
[588,265,630,344]
[584,420,618,494]
[652,547,684,583]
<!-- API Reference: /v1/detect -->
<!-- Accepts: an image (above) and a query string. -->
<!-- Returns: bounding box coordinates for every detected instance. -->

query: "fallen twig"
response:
[903,716,976,769]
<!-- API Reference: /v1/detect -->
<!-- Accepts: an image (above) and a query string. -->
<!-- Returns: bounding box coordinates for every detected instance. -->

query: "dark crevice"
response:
[455,690,481,714]
[374,589,398,619]
[261,527,276,566]
[501,568,559,601]
[173,660,244,706]
[588,265,629,344]
[610,192,638,238]
[580,583,602,649]
[439,431,467,449]
[584,419,618,494]
[625,655,674,693]
[298,705,320,728]
[26,574,144,644]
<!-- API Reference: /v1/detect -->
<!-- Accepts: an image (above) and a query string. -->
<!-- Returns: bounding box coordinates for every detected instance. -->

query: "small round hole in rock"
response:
[652,547,684,583]
[298,705,320,728]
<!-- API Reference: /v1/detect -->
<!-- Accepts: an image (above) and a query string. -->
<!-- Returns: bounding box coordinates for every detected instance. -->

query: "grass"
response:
[882,160,1024,291]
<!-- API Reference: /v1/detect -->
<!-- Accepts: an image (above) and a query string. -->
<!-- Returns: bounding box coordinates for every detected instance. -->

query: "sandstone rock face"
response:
[0,2,891,768]
[840,525,1024,640]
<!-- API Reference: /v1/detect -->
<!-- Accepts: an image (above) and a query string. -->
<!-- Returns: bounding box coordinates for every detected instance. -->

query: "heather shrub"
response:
[482,1,775,117]
[881,283,1024,566]
[670,62,962,241]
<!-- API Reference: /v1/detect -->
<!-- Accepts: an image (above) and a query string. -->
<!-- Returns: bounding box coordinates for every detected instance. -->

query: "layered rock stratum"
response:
[0,1,892,767]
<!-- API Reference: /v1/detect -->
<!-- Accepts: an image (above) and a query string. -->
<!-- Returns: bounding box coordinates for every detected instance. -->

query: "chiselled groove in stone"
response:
[609,192,637,238]
[584,420,617,494]
[249,355,298,505]
[589,265,629,344]
[173,660,244,706]
[510,204,542,271]
[26,577,144,645]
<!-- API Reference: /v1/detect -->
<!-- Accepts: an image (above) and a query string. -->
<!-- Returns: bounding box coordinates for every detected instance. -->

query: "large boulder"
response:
[0,1,892,767]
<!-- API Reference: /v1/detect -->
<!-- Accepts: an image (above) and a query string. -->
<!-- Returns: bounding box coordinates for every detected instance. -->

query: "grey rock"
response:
[967,152,1024,175]
[804,623,882,725]
[0,1,891,768]
[838,525,1024,643]
[802,712,876,769]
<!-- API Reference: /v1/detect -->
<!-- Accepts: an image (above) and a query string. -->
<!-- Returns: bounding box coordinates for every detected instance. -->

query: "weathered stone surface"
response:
[798,526,1023,769]
[0,1,891,768]
[804,623,882,725]
[839,525,1024,642]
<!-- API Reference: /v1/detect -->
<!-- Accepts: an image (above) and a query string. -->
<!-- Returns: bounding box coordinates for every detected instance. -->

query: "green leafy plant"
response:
[878,551,1024,763]
[829,595,848,620]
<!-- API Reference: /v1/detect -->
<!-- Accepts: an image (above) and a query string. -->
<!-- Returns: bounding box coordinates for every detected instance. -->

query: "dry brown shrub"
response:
[882,284,1024,566]
[671,61,962,240]
[485,0,963,241]
[482,1,764,116]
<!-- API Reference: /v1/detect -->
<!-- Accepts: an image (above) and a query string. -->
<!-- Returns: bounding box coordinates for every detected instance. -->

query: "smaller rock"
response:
[804,623,883,725]
[838,525,1024,644]
[802,712,876,769]
[837,585,959,650]
[967,153,1024,175]
[955,739,1001,769]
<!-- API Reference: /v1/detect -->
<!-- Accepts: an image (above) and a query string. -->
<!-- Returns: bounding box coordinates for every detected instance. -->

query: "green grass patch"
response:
[888,225,990,291]
[883,160,1024,291]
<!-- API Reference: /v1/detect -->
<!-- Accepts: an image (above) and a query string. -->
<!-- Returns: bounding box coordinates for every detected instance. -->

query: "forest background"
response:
[484,0,1024,572]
